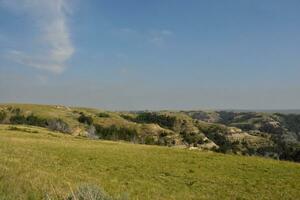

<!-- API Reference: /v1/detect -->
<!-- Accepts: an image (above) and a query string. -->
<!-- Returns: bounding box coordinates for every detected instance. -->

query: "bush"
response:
[67,184,112,200]
[46,119,70,133]
[95,125,137,142]
[0,111,6,122]
[181,131,204,145]
[199,124,227,135]
[144,135,156,145]
[279,114,300,134]
[157,136,176,146]
[273,140,300,162]
[10,113,47,127]
[78,113,93,125]
[206,132,232,153]
[26,114,47,126]
[135,112,176,129]
[11,108,21,115]
[120,114,135,121]
[259,122,283,134]
[10,114,26,124]
[98,112,110,118]
[218,111,236,124]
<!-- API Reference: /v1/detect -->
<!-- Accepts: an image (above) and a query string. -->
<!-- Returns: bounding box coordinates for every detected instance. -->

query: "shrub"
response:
[0,111,6,122]
[135,112,176,129]
[279,114,300,134]
[157,136,176,146]
[11,108,21,115]
[206,132,232,153]
[10,113,48,127]
[120,114,135,121]
[273,140,300,162]
[259,122,283,134]
[98,112,110,118]
[26,114,47,126]
[181,131,204,145]
[95,125,137,142]
[199,124,227,135]
[144,135,156,145]
[67,184,112,200]
[247,147,256,155]
[10,114,26,124]
[78,113,93,125]
[46,119,70,133]
[87,125,98,139]
[218,111,236,124]
[159,131,168,137]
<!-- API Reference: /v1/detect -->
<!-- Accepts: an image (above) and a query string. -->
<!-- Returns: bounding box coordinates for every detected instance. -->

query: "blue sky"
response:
[0,0,300,110]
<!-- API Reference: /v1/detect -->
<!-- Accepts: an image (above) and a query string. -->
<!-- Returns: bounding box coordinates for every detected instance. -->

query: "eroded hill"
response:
[0,104,299,162]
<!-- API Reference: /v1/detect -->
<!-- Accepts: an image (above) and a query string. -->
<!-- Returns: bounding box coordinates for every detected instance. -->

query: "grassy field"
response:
[0,125,299,200]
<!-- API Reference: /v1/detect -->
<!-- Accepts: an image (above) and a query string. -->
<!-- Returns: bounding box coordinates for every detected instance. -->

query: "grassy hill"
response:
[0,124,299,200]
[0,104,299,163]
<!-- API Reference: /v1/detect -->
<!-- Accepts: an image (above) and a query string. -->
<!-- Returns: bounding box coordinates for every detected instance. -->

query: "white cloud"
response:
[149,37,165,46]
[149,29,174,47]
[160,30,173,36]
[116,28,174,47]
[1,0,74,74]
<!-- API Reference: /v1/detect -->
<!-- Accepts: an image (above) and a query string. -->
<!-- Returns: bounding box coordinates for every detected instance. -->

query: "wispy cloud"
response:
[148,29,174,47]
[116,27,174,47]
[1,0,74,74]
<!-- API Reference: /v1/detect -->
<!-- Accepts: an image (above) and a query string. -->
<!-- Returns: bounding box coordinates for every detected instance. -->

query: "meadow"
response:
[0,125,299,200]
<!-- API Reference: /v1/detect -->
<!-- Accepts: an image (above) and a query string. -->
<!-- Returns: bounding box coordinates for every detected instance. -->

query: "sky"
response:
[0,0,300,110]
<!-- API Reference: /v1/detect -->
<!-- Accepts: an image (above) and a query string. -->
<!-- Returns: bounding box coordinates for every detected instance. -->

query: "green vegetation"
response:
[181,131,205,146]
[189,110,300,161]
[98,112,110,118]
[95,124,138,142]
[277,113,300,135]
[134,112,177,129]
[66,184,118,200]
[0,124,299,200]
[0,110,7,122]
[78,112,94,125]
[0,104,300,162]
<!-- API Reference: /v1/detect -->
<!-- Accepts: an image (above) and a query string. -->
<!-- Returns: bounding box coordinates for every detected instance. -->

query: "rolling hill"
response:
[0,104,299,162]
[0,124,299,199]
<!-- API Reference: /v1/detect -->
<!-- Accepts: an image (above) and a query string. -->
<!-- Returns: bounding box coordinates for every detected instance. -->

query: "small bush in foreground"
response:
[67,184,112,200]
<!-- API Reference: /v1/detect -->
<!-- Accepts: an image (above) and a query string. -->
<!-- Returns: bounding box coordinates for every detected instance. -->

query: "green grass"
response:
[0,125,299,200]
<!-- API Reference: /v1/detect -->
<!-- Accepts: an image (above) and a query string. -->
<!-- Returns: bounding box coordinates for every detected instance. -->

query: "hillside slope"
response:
[0,125,299,200]
[0,104,299,162]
